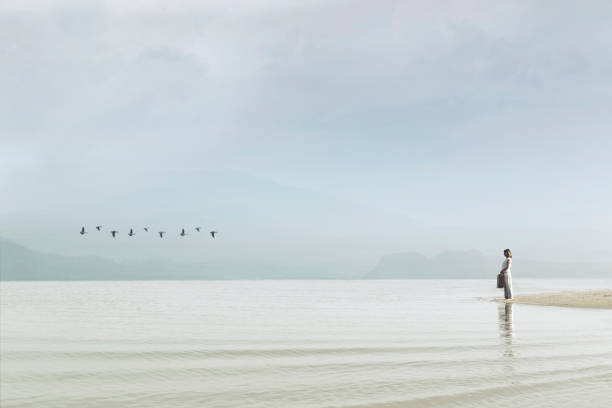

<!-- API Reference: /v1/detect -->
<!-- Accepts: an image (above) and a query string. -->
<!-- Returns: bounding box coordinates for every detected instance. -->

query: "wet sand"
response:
[497,290,612,309]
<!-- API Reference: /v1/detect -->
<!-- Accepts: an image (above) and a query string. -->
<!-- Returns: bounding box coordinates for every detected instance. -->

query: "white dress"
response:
[501,258,513,299]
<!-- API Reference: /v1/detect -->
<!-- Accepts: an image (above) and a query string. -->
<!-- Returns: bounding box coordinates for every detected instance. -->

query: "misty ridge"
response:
[366,251,611,279]
[0,239,353,281]
[1,238,609,281]
[2,168,610,270]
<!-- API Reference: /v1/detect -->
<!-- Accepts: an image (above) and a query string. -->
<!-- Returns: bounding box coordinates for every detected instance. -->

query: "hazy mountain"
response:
[0,239,357,281]
[3,239,610,281]
[365,251,612,279]
[0,169,426,271]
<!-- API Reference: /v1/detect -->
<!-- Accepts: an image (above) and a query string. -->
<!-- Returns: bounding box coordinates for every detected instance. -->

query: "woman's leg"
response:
[504,274,513,299]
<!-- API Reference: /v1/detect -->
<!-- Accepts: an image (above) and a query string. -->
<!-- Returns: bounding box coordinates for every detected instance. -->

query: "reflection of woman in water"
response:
[500,249,513,300]
[498,303,514,358]
[499,303,513,337]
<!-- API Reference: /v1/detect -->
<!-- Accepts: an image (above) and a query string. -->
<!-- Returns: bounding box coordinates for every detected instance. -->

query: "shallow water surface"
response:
[1,279,611,407]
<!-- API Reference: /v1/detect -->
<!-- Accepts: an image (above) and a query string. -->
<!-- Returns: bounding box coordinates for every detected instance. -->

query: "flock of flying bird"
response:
[79,226,218,239]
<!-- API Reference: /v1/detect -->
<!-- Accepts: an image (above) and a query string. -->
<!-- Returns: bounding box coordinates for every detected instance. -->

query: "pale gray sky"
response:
[1,0,611,267]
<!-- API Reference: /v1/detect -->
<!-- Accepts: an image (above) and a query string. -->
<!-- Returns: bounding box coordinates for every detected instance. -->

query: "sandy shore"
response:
[495,290,612,309]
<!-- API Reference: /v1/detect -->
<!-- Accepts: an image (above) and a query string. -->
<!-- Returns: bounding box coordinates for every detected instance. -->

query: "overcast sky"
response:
[1,0,611,267]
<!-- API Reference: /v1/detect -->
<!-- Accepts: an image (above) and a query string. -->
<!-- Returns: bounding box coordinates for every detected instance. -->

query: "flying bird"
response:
[144,227,149,232]
[158,231,165,238]
[210,231,218,238]
[95,226,102,231]
[195,227,201,232]
[111,230,119,238]
[180,228,187,237]
[80,226,87,235]
[128,228,135,237]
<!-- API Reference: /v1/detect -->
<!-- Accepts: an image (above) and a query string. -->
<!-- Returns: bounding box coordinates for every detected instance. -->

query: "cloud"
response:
[1,1,611,263]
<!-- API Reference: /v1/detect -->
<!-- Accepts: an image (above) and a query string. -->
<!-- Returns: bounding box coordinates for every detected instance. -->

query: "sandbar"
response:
[495,290,612,309]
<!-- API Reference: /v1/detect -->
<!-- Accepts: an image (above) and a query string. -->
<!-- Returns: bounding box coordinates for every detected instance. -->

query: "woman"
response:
[500,249,513,300]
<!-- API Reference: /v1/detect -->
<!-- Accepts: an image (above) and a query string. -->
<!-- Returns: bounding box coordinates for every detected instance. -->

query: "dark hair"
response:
[504,249,512,258]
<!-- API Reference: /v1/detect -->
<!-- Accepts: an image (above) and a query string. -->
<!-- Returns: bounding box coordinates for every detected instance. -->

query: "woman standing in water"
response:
[500,249,513,300]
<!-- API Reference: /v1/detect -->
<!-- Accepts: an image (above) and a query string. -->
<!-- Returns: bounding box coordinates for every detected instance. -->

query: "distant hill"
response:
[3,239,610,281]
[0,239,353,281]
[365,251,612,279]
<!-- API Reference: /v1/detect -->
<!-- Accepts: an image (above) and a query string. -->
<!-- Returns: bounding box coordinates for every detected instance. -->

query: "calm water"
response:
[1,279,611,408]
